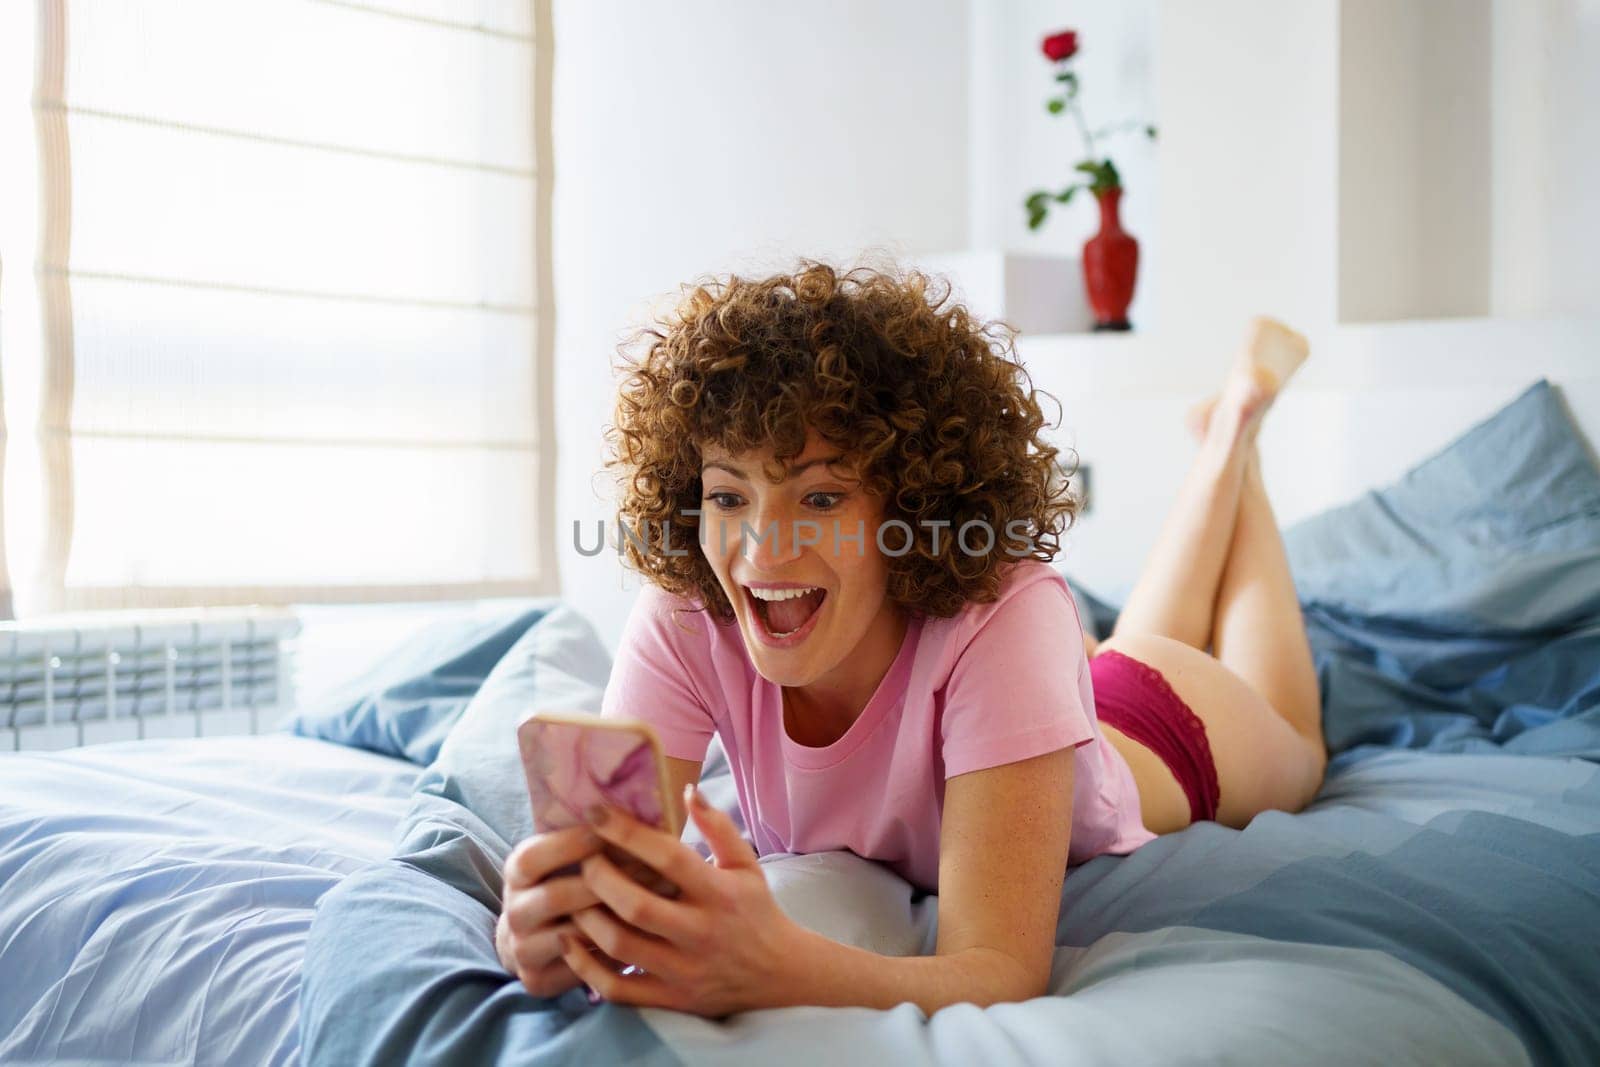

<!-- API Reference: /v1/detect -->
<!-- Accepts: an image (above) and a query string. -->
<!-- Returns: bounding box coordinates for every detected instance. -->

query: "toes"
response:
[1240,317,1309,392]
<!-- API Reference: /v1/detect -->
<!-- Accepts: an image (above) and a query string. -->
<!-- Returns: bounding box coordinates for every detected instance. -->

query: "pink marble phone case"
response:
[516,711,682,897]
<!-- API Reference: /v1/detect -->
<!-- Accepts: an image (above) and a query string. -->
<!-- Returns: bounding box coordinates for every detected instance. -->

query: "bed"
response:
[0,734,417,1065]
[2,379,1597,1066]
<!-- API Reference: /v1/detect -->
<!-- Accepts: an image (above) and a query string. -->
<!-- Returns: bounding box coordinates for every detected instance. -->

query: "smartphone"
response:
[516,710,682,898]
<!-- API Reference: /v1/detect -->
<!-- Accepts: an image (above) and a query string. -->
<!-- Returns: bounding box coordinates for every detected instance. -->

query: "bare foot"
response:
[1240,316,1310,394]
[1187,317,1308,444]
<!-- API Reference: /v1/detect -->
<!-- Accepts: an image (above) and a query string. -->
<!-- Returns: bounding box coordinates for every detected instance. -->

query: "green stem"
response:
[1091,118,1147,139]
[1068,94,1097,166]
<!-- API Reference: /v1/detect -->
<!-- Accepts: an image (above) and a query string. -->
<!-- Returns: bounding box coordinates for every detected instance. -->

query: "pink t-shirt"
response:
[599,558,1156,894]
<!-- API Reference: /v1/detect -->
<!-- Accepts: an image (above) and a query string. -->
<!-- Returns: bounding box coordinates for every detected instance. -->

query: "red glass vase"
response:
[1082,186,1139,331]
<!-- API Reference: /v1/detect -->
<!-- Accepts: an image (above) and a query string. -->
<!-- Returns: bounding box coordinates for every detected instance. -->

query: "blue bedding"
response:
[293,380,1600,1066]
[0,734,417,1065]
[295,695,1600,1067]
[4,380,1599,1066]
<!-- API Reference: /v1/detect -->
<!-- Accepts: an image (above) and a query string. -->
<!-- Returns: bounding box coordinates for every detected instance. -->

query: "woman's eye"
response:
[704,492,742,510]
[807,492,845,510]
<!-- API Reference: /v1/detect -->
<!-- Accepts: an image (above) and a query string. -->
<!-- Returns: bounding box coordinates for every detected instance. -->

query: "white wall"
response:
[1029,0,1600,601]
[1339,0,1493,322]
[1339,0,1600,323]
[552,0,970,652]
[553,0,1600,644]
[1154,0,1341,356]
[1489,0,1600,318]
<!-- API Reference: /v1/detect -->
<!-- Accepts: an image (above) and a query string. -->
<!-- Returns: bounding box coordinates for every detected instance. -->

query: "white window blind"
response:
[14,0,555,616]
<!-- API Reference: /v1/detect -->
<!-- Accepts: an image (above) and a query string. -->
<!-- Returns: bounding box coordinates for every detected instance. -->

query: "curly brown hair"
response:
[601,260,1080,625]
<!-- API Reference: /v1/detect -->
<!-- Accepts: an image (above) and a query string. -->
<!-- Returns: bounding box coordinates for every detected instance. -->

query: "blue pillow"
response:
[408,598,739,867]
[283,603,563,766]
[299,603,667,1067]
[1282,378,1600,626]
[412,601,616,853]
[1281,379,1600,762]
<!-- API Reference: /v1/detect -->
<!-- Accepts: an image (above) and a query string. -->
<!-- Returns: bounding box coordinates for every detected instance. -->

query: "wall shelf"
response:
[1013,330,1219,398]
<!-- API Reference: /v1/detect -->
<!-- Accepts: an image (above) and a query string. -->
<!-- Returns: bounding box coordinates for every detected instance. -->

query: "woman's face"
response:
[698,430,906,696]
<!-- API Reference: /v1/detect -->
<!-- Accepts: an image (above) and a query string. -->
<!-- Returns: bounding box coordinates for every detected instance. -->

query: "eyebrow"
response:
[701,455,847,482]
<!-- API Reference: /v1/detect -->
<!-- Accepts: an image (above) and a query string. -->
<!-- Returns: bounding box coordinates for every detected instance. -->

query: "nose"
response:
[740,501,810,572]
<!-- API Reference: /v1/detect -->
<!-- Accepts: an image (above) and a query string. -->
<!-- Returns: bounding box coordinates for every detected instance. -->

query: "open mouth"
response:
[745,586,828,642]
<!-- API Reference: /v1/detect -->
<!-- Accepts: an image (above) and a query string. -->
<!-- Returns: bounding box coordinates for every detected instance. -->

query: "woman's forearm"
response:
[766,923,1043,1016]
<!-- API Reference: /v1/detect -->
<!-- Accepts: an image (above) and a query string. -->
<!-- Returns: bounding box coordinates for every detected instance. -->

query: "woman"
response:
[495,262,1327,1018]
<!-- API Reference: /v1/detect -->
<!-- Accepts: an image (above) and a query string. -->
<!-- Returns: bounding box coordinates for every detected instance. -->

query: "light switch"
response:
[1058,459,1092,514]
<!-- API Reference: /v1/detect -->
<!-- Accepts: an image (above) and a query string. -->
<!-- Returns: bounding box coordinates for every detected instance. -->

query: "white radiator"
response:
[2,607,300,751]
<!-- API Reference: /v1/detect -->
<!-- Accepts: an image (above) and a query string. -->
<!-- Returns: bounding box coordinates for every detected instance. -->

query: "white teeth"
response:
[746,586,819,602]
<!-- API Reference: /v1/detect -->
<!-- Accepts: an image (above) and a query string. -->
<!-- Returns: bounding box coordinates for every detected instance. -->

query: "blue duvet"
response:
[0,734,417,1065]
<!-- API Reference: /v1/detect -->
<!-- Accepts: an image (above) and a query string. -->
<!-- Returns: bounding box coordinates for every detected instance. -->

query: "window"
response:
[0,0,555,618]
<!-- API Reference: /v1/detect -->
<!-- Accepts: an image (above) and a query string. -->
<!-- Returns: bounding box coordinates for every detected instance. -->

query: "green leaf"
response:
[1046,98,1065,115]
[1025,190,1050,212]
[1074,160,1103,177]
[1026,206,1048,231]
[1054,185,1082,204]
[1145,125,1158,139]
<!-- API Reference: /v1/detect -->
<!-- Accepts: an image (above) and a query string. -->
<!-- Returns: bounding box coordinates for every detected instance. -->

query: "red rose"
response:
[1041,30,1078,62]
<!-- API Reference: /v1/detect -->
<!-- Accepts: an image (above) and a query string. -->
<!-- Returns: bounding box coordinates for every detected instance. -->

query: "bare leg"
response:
[1095,321,1325,831]
[1211,445,1324,749]
[1108,372,1268,650]
[1099,453,1328,830]
[1109,318,1307,652]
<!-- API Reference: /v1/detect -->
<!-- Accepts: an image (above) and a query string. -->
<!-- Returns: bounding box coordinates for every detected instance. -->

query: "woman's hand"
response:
[558,783,807,1018]
[497,825,629,998]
